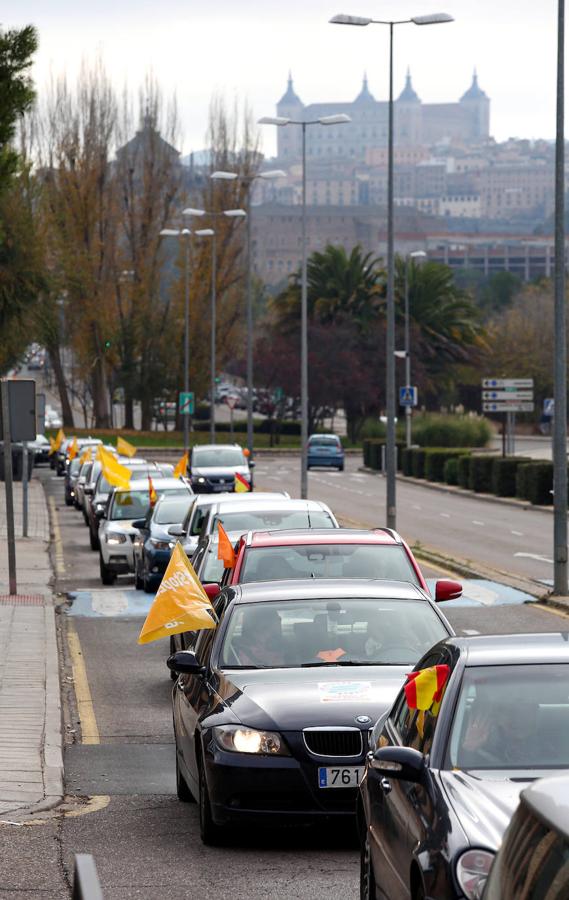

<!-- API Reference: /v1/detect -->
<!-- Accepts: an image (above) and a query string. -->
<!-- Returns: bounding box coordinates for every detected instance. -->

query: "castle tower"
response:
[276,72,304,160]
[396,69,422,145]
[459,69,490,140]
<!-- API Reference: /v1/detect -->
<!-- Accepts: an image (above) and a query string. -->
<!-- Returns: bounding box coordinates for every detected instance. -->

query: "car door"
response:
[368,650,450,900]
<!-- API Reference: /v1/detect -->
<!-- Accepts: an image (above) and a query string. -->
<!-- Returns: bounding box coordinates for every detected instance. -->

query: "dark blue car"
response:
[132,493,194,592]
[307,434,344,471]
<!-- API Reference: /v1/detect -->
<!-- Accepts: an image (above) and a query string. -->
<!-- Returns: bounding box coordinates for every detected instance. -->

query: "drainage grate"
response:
[0,594,45,606]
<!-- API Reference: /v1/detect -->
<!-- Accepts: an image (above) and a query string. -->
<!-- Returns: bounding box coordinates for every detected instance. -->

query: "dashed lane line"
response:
[66,622,100,745]
[472,520,485,526]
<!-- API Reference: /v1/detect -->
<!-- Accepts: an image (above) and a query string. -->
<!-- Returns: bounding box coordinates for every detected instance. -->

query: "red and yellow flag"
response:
[404,665,450,711]
[173,451,189,479]
[117,436,137,458]
[138,543,217,644]
[148,475,157,507]
[68,436,79,460]
[234,472,250,493]
[217,522,236,569]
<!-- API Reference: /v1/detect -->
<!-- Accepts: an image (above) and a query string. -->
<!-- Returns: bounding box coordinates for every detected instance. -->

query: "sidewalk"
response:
[0,478,63,817]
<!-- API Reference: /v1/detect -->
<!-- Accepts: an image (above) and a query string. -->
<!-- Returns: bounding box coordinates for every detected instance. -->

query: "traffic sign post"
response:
[399,386,418,407]
[178,392,194,416]
[482,377,534,457]
[225,395,238,438]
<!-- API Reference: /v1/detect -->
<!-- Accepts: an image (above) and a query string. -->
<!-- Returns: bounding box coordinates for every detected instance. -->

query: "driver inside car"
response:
[236,607,286,667]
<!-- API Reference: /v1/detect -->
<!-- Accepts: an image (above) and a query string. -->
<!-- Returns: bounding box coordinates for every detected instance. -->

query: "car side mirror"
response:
[84,486,94,495]
[131,519,146,530]
[202,583,220,600]
[167,650,206,676]
[371,746,426,783]
[249,461,256,469]
[168,525,186,537]
[434,579,463,602]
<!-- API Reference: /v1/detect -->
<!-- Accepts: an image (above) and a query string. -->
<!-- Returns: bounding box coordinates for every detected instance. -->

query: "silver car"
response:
[98,476,193,585]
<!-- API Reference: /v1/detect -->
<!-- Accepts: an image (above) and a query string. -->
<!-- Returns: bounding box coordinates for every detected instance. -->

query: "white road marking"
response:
[514,552,554,565]
[462,583,498,606]
[91,591,130,617]
[472,520,485,526]
[440,513,450,518]
[462,629,480,635]
[412,505,422,511]
[350,474,367,479]
[511,530,524,536]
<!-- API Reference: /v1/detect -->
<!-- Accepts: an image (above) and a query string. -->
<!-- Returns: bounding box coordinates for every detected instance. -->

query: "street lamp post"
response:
[211,169,286,459]
[159,226,194,452]
[258,114,351,499]
[194,228,217,443]
[403,250,426,449]
[330,11,453,529]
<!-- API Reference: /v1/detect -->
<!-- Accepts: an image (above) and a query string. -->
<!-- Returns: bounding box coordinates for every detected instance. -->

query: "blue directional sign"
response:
[399,386,418,407]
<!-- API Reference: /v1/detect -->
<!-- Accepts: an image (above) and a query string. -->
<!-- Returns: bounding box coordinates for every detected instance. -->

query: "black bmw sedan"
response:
[167,578,454,844]
[358,632,569,900]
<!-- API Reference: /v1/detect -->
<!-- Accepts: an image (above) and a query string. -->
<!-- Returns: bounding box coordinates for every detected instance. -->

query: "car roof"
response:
[213,499,331,514]
[436,632,569,665]
[308,433,341,440]
[246,528,401,548]
[120,477,190,492]
[522,775,569,835]
[192,443,242,452]
[193,491,289,509]
[230,579,430,604]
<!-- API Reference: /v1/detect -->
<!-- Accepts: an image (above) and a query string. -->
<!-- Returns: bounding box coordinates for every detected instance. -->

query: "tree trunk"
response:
[47,345,74,428]
[124,391,134,429]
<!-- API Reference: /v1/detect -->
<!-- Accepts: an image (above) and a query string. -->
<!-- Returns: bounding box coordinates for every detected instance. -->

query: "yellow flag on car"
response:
[79,447,92,466]
[99,446,132,490]
[48,436,57,455]
[117,436,137,458]
[54,429,65,451]
[137,543,218,644]
[173,451,189,479]
[68,436,79,460]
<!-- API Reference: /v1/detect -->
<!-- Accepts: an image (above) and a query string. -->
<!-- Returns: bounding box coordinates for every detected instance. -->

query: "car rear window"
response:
[214,510,336,532]
[240,544,419,585]
[309,436,341,447]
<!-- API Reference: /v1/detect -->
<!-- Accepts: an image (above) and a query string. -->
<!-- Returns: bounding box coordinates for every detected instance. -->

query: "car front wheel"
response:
[360,832,377,900]
[99,554,115,586]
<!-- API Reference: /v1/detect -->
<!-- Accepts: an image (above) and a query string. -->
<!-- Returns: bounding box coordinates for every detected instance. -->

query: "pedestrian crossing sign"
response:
[399,386,418,407]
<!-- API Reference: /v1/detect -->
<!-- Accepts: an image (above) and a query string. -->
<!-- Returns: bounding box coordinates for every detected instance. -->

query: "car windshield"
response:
[79,462,93,480]
[69,458,82,476]
[192,448,245,468]
[309,436,341,447]
[215,510,335,532]
[240,544,420,585]
[110,490,150,521]
[201,547,225,584]
[154,496,193,525]
[448,663,569,770]
[218,598,447,669]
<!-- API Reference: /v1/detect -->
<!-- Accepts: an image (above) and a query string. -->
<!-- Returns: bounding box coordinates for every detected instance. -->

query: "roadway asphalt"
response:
[2,463,568,900]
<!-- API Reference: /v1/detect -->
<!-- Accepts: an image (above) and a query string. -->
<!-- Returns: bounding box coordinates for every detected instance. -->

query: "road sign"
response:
[178,391,194,415]
[399,386,418,407]
[0,379,37,442]
[482,378,534,389]
[482,390,534,401]
[225,395,238,411]
[544,398,555,416]
[483,402,535,413]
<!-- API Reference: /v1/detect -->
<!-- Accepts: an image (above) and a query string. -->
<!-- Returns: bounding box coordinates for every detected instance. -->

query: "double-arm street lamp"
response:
[258,113,351,499]
[330,11,453,528]
[211,169,286,459]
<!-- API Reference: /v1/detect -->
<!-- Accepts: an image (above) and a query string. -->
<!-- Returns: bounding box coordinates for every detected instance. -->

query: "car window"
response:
[109,490,150,521]
[69,458,82,476]
[190,507,207,536]
[153,497,192,525]
[218,598,448,669]
[201,548,225,584]
[215,510,334,532]
[240,544,420,585]
[309,436,341,447]
[448,663,569,770]
[192,448,246,468]
[389,652,448,750]
[485,801,569,900]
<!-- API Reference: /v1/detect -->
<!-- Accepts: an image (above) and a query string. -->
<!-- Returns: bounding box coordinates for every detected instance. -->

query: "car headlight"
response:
[105,532,127,545]
[150,538,172,550]
[213,725,289,756]
[456,849,495,900]
[192,476,206,484]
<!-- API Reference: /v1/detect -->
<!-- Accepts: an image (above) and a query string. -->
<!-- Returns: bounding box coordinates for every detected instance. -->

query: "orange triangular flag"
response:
[148,475,157,507]
[68,437,79,460]
[138,543,217,644]
[173,451,189,479]
[217,522,236,569]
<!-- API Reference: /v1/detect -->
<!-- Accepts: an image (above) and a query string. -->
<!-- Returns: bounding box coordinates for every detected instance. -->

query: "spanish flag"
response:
[117,436,137,458]
[404,665,450,711]
[148,475,157,507]
[217,522,236,569]
[68,436,79,460]
[99,446,132,490]
[138,543,217,644]
[173,451,189,479]
[234,472,250,493]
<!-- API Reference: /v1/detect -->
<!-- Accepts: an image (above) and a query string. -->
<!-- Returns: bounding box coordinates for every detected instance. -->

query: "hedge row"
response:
[193,419,303,435]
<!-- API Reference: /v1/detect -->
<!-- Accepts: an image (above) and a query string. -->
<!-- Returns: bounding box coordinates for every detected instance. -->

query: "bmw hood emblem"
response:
[355,714,372,725]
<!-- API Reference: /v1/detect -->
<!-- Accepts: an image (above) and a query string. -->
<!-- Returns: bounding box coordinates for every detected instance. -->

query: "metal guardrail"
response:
[72,854,104,900]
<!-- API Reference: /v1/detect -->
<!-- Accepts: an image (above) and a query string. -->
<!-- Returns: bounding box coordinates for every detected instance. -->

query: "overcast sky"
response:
[10,1,561,157]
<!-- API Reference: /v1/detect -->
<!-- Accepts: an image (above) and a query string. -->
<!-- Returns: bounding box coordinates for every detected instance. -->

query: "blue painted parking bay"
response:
[67,579,537,618]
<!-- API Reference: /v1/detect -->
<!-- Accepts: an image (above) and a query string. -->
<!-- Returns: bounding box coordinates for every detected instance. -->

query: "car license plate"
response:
[318,766,363,788]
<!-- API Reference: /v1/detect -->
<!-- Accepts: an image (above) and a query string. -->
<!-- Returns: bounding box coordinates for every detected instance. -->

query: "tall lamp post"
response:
[159,225,195,453]
[403,250,426,449]
[194,228,217,443]
[258,113,351,499]
[182,206,246,446]
[553,0,567,594]
[211,169,286,459]
[330,11,453,529]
